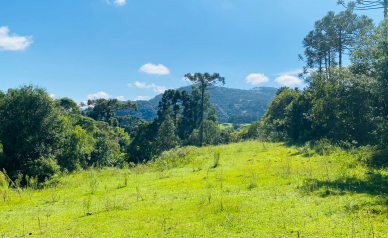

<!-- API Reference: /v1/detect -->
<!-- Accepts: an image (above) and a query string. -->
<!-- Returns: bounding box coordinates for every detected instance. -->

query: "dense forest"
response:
[119,86,277,123]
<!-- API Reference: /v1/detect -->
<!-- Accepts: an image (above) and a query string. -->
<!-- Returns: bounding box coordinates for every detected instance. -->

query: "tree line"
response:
[0,74,257,182]
[261,10,388,165]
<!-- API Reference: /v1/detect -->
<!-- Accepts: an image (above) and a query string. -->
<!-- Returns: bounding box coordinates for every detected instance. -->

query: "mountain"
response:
[120,86,277,123]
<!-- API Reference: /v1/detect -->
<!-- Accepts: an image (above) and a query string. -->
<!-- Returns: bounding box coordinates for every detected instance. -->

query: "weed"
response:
[89,170,98,194]
[83,195,92,215]
[211,150,221,169]
[14,173,23,198]
[0,170,11,203]
[123,162,130,187]
[50,188,59,202]
[136,186,144,201]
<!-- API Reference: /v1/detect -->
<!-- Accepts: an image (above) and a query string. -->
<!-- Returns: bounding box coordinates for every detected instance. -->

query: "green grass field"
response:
[219,123,251,130]
[1,141,388,237]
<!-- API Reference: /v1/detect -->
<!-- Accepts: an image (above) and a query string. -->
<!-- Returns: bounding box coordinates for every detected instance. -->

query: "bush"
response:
[29,157,61,182]
[313,138,334,156]
[369,148,388,167]
[152,147,197,171]
[245,121,263,139]
[0,85,65,180]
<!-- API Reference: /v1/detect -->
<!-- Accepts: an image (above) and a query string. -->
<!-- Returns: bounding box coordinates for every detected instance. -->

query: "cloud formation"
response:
[87,91,110,100]
[139,63,170,75]
[114,0,126,6]
[128,81,167,93]
[275,75,302,87]
[106,0,126,6]
[116,96,125,101]
[135,96,150,101]
[0,26,33,51]
[246,73,269,85]
[49,94,55,99]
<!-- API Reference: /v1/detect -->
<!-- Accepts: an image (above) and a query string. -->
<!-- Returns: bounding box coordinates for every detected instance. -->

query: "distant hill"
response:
[119,86,277,123]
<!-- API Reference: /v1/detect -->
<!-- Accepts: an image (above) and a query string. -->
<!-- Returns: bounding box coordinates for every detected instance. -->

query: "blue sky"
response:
[0,0,384,102]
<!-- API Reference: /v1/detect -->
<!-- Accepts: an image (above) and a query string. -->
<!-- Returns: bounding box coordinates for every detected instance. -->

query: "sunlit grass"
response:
[1,141,387,237]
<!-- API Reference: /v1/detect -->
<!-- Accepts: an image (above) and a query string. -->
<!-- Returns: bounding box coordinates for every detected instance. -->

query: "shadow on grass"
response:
[299,173,388,211]
[305,174,388,194]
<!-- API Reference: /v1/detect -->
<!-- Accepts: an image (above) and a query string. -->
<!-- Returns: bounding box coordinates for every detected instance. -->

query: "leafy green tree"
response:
[88,121,127,167]
[156,115,180,152]
[300,10,373,74]
[178,87,201,141]
[157,89,188,125]
[338,0,388,18]
[58,97,81,114]
[0,85,65,180]
[263,88,300,134]
[349,20,388,143]
[283,92,313,142]
[332,10,373,67]
[57,125,94,172]
[128,121,158,162]
[219,127,235,144]
[118,116,143,131]
[200,120,221,145]
[87,99,138,127]
[184,73,225,146]
[245,121,264,139]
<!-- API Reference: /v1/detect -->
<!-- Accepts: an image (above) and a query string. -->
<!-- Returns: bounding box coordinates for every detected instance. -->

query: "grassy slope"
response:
[1,141,388,237]
[219,123,251,130]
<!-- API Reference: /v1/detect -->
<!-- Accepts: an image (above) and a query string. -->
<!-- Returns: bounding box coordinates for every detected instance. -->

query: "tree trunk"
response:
[339,32,342,68]
[328,47,331,78]
[328,48,331,67]
[200,82,205,147]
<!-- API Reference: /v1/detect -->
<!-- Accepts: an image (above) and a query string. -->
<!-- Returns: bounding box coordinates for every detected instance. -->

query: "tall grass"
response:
[1,141,388,237]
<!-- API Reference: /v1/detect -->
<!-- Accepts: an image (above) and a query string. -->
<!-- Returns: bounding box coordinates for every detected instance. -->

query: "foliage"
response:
[0,85,66,180]
[0,85,133,181]
[122,86,277,123]
[156,115,180,152]
[86,98,137,127]
[261,16,388,169]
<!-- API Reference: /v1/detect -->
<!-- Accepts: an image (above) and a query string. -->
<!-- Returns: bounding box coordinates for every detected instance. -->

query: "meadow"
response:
[1,141,388,237]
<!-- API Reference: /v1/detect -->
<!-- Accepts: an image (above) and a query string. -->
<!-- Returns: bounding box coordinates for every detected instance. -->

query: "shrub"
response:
[0,85,65,181]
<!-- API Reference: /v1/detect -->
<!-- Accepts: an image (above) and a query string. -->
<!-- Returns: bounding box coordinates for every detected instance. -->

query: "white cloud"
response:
[106,0,126,6]
[275,75,303,87]
[135,96,150,101]
[49,94,55,99]
[246,73,269,85]
[116,96,125,101]
[139,63,170,75]
[134,81,148,88]
[87,91,110,100]
[114,0,126,6]
[129,81,167,93]
[154,85,167,93]
[0,26,33,51]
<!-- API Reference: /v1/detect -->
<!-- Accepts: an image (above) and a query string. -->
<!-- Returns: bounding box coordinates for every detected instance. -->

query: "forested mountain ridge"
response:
[119,86,277,122]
